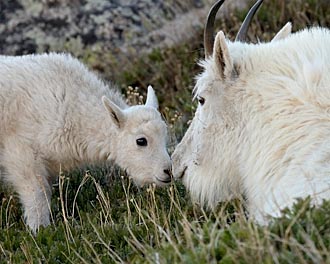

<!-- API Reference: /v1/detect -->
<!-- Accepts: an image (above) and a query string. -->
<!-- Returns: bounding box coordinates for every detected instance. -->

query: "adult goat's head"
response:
[171,0,293,206]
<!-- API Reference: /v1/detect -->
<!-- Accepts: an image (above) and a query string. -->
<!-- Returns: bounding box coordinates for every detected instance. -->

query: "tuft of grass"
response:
[2,172,330,263]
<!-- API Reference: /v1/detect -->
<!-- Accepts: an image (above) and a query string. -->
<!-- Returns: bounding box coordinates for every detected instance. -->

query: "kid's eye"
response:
[136,137,148,147]
[197,96,205,105]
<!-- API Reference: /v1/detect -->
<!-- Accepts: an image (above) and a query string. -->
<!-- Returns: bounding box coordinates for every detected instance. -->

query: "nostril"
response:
[163,169,172,177]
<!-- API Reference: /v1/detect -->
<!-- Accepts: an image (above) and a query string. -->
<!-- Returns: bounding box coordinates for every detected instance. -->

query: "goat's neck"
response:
[76,101,120,165]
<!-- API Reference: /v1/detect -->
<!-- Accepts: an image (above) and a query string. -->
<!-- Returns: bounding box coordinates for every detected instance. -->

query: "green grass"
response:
[1,0,330,263]
[2,171,330,263]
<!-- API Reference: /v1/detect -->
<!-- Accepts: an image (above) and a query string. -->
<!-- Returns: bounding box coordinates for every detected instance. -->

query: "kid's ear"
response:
[102,96,126,128]
[145,85,159,110]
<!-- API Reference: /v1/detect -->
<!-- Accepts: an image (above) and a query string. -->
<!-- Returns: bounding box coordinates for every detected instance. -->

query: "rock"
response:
[2,0,201,54]
[0,0,248,78]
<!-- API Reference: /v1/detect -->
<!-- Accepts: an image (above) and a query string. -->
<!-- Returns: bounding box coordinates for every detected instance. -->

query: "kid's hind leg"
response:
[3,139,52,233]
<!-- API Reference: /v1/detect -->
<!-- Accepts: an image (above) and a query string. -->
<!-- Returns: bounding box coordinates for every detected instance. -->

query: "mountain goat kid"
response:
[172,0,330,224]
[0,53,171,232]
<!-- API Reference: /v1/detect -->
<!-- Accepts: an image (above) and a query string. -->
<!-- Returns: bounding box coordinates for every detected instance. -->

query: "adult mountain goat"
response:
[172,0,330,224]
[0,53,171,232]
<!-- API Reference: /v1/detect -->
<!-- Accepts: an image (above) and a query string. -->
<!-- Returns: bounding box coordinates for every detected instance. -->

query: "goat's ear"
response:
[272,22,292,42]
[214,31,233,79]
[145,85,159,109]
[102,96,126,128]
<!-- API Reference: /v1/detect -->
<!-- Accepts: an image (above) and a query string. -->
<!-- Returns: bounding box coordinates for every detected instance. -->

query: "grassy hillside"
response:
[1,0,330,263]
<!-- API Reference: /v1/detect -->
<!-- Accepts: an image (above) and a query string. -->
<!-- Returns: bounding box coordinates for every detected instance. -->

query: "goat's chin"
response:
[154,177,171,187]
[130,176,163,188]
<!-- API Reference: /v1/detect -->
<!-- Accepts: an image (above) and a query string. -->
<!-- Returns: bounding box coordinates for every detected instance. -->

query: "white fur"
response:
[172,27,330,224]
[0,53,171,232]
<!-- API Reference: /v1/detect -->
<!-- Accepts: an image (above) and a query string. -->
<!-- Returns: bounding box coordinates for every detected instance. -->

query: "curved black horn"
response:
[204,0,225,58]
[235,0,263,42]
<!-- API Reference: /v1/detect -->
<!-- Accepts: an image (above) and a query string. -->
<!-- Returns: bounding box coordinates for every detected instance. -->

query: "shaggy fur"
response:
[0,53,171,232]
[172,27,330,224]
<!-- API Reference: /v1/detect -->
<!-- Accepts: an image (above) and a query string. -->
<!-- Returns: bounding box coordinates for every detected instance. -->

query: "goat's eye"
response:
[136,137,148,147]
[198,96,205,105]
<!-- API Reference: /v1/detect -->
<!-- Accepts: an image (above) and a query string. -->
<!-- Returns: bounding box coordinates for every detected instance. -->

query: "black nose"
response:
[163,169,172,177]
